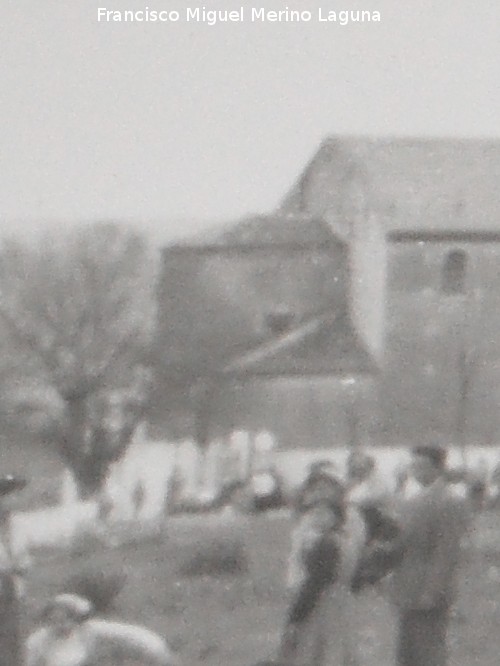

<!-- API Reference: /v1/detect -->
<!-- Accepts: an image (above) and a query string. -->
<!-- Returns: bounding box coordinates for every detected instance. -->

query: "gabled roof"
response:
[221,310,375,378]
[170,214,345,250]
[280,136,500,232]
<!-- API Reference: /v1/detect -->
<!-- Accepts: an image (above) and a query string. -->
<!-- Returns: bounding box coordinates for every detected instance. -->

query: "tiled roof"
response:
[170,214,344,249]
[280,136,500,232]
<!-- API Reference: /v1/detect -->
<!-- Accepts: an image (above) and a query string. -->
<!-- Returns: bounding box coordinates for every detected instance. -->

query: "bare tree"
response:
[0,223,156,498]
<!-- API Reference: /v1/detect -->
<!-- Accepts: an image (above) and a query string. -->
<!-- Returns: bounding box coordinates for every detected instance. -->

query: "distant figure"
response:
[346,450,374,484]
[0,475,30,666]
[26,593,177,666]
[388,444,471,666]
[394,460,422,500]
[131,479,146,518]
[248,465,284,513]
[465,464,489,513]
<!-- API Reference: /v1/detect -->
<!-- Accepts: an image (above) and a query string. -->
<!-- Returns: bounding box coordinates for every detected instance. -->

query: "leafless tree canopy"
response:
[0,223,157,497]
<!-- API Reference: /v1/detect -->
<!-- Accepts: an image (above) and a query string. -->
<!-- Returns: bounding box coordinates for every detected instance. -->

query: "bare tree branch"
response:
[0,223,157,497]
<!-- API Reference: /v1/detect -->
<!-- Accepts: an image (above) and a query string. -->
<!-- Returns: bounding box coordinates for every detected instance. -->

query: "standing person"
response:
[345,450,403,593]
[280,488,363,666]
[0,475,30,666]
[389,444,471,666]
[287,463,347,591]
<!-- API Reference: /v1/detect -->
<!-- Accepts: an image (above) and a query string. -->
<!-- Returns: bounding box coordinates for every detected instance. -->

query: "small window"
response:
[265,308,295,335]
[441,250,467,294]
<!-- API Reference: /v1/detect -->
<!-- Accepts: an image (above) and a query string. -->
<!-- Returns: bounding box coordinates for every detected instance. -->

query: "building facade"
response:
[384,231,500,442]
[153,215,376,449]
[155,135,500,448]
[280,136,500,444]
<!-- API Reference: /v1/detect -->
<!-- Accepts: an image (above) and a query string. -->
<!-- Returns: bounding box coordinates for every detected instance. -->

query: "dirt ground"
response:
[21,509,500,666]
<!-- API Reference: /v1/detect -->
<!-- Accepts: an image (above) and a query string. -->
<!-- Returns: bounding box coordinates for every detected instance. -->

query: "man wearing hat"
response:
[388,445,470,666]
[0,475,29,666]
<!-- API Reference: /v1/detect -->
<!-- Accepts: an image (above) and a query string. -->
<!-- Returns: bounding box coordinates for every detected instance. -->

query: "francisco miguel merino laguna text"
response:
[97,7,382,25]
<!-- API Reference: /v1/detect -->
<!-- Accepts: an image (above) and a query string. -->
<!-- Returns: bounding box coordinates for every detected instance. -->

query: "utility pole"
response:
[342,376,360,448]
[190,376,216,489]
[455,288,481,464]
[456,344,471,460]
[347,405,359,448]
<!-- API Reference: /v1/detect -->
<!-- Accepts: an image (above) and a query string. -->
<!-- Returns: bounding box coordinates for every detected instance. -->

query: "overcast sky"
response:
[2,0,499,243]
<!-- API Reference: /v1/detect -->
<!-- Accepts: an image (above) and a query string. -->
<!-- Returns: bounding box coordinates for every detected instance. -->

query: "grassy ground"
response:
[21,509,500,666]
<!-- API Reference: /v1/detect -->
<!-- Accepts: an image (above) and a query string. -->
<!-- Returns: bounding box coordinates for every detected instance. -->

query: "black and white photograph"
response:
[1,1,499,664]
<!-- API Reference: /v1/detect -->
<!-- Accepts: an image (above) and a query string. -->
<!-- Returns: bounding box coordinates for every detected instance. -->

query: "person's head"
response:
[411,444,447,486]
[299,467,344,513]
[307,460,338,481]
[42,594,93,637]
[347,450,375,482]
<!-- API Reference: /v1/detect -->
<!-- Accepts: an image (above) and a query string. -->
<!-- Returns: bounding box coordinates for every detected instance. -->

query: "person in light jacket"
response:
[26,593,177,666]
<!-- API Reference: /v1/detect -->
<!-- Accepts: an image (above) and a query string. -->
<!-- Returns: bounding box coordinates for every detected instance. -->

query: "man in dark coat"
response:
[0,475,29,666]
[388,445,471,666]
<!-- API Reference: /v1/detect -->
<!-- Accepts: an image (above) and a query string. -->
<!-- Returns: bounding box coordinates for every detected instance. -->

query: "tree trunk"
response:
[58,396,111,501]
[59,394,142,501]
[192,378,217,491]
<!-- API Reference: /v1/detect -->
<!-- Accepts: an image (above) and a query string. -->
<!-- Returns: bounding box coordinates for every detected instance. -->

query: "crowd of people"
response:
[262,444,476,666]
[0,442,488,666]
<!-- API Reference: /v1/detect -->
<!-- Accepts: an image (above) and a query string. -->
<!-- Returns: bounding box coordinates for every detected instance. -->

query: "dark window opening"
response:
[441,250,467,294]
[265,309,295,335]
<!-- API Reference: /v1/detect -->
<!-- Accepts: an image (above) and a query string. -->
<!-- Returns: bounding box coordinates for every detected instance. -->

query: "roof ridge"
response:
[320,133,500,145]
[168,213,343,249]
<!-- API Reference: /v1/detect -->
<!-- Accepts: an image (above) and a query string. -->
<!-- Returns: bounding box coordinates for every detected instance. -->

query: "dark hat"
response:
[0,475,27,497]
[412,444,447,469]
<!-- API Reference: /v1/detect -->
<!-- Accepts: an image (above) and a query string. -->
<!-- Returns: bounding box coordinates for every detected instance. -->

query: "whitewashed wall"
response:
[12,432,500,552]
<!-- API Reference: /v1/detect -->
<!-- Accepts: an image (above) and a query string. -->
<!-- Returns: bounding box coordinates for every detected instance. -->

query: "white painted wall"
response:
[14,439,500,552]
